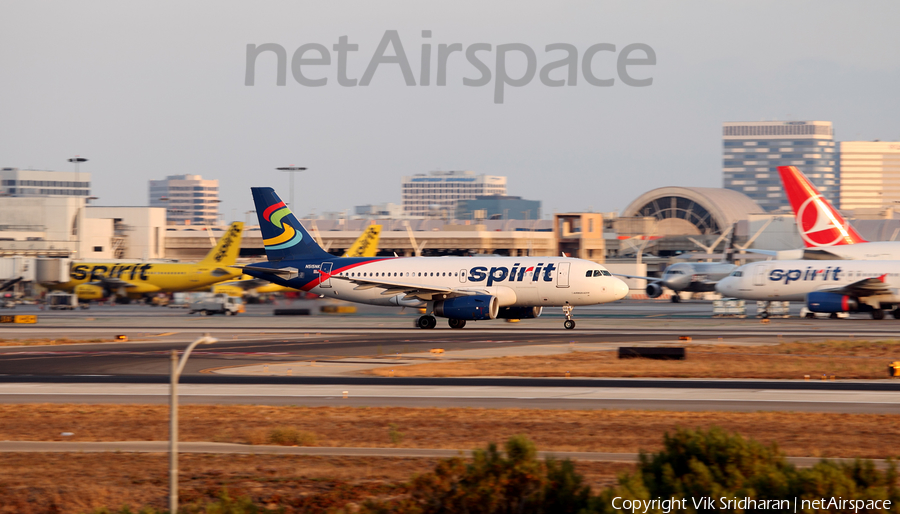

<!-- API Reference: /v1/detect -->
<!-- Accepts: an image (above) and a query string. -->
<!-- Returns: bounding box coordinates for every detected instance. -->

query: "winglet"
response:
[777,166,866,247]
[878,273,888,283]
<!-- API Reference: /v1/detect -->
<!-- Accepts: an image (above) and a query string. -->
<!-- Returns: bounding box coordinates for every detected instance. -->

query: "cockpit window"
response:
[667,270,684,275]
[602,270,611,276]
[586,271,593,277]
[593,270,602,277]
[731,271,743,277]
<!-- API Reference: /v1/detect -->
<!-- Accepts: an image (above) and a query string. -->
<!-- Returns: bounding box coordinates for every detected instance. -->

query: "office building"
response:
[148,174,219,225]
[455,195,541,220]
[838,141,900,211]
[0,168,91,198]
[722,121,837,211]
[401,171,506,216]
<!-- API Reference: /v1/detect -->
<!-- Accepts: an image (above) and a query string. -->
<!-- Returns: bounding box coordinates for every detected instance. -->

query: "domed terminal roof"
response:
[621,187,764,235]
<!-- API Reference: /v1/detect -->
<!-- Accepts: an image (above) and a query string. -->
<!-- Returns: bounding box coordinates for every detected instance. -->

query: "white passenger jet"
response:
[716,259,900,319]
[242,188,629,329]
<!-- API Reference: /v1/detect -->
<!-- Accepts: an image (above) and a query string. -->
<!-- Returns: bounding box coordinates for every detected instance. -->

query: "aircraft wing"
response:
[820,275,893,297]
[86,278,139,289]
[331,275,474,301]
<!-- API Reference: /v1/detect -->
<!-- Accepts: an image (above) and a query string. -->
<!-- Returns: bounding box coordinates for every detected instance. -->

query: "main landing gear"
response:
[416,315,437,329]
[563,305,575,330]
[448,318,467,329]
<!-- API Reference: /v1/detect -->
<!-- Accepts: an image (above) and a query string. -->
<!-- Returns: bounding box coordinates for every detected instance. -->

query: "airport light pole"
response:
[170,333,218,514]
[276,166,307,212]
[68,156,88,198]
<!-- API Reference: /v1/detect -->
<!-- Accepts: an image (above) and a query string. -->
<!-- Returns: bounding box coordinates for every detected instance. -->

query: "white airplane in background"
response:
[716,259,900,319]
[241,187,629,330]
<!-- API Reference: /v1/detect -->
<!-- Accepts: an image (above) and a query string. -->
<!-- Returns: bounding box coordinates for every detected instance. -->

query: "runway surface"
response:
[0,441,883,468]
[2,300,898,413]
[1,382,897,413]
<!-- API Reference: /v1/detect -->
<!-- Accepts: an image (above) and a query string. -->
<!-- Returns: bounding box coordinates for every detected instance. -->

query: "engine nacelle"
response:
[434,295,499,320]
[645,282,663,298]
[74,284,105,300]
[496,306,542,319]
[807,291,859,313]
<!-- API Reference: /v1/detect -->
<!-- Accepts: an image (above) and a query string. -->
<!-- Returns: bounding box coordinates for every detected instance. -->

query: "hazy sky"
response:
[2,1,898,221]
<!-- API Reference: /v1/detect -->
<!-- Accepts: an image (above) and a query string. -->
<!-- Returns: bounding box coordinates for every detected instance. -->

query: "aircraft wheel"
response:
[564,319,576,330]
[759,312,769,319]
[892,308,900,319]
[226,310,235,316]
[448,319,466,329]
[805,312,816,319]
[671,294,681,303]
[829,313,840,319]
[417,315,437,329]
[872,309,885,320]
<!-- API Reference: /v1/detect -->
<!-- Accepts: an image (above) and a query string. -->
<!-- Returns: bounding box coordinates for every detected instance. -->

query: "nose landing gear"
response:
[562,305,575,330]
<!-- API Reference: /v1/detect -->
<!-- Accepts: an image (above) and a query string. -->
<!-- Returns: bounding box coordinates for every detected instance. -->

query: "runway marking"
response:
[1,392,896,405]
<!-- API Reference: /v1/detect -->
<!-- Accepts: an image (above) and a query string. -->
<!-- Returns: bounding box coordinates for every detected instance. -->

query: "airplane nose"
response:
[715,278,732,296]
[613,278,629,301]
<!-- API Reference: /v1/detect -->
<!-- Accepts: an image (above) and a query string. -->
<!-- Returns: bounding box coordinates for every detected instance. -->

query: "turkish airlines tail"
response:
[777,166,866,247]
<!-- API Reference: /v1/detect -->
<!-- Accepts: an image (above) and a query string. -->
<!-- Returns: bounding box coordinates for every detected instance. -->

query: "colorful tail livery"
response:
[777,166,866,248]
[251,187,332,261]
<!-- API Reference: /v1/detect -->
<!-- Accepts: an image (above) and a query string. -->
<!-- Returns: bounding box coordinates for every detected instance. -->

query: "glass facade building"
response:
[722,121,837,211]
[0,168,91,198]
[401,171,506,216]
[148,174,219,225]
[838,141,900,211]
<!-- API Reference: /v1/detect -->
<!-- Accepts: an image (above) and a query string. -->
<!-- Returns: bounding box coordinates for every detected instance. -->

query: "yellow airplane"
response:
[214,224,382,296]
[48,222,244,301]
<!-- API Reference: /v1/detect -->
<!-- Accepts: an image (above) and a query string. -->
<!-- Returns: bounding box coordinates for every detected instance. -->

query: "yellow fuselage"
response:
[54,261,242,296]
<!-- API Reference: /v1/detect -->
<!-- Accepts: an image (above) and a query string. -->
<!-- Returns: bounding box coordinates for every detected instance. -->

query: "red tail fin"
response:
[777,166,866,247]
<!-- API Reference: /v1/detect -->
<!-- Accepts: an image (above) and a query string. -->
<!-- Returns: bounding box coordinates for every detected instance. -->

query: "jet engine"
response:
[496,306,542,319]
[433,295,499,320]
[807,291,859,313]
[645,282,663,298]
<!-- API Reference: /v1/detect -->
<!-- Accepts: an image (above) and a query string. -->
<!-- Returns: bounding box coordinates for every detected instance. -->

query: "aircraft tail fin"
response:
[251,187,333,261]
[343,225,382,257]
[199,222,244,266]
[777,166,866,247]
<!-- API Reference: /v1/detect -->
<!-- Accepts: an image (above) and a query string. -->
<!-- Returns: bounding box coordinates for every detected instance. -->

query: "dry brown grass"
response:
[0,338,112,346]
[1,404,897,459]
[366,339,900,379]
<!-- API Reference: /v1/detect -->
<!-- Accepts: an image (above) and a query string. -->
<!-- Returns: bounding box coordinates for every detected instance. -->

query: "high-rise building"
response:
[0,168,91,198]
[839,141,900,211]
[722,121,837,211]
[149,174,219,225]
[401,171,506,216]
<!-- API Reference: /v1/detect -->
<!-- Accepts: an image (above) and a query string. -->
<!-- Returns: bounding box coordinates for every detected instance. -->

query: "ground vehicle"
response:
[188,293,243,315]
[47,291,87,310]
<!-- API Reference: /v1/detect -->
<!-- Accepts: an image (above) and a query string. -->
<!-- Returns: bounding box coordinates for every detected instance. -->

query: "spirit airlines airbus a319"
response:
[242,188,629,329]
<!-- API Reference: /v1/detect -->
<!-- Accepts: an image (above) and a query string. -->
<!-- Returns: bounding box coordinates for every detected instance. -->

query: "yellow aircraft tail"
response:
[199,222,244,266]
[343,224,382,258]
